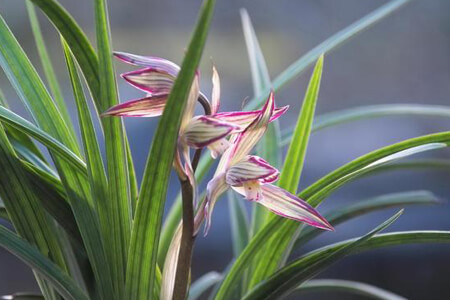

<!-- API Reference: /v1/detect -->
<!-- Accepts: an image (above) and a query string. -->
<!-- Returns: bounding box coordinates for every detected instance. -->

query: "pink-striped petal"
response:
[226,92,275,166]
[226,155,279,186]
[182,116,240,148]
[114,51,180,76]
[101,95,167,117]
[259,184,334,231]
[211,65,220,114]
[204,174,229,235]
[121,67,175,95]
[180,76,200,131]
[212,105,288,129]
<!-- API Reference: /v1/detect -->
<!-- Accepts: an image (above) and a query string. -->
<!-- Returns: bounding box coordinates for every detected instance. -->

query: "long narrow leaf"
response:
[189,272,222,300]
[28,0,100,109]
[0,124,67,298]
[0,225,88,300]
[228,191,249,257]
[26,2,73,131]
[296,279,407,300]
[243,210,403,299]
[281,104,450,145]
[0,106,86,173]
[126,1,215,298]
[245,229,450,299]
[245,0,411,111]
[241,8,280,238]
[249,55,324,289]
[94,1,131,295]
[295,190,439,247]
[0,15,114,299]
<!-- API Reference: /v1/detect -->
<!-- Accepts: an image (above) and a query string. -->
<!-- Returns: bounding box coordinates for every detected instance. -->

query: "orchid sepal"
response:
[101,95,167,117]
[182,115,241,149]
[121,67,175,95]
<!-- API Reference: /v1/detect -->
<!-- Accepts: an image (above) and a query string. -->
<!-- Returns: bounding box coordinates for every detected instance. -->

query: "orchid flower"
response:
[204,92,334,234]
[103,51,288,159]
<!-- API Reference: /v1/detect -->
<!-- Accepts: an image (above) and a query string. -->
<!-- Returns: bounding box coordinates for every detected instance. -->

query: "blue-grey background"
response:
[0,0,450,299]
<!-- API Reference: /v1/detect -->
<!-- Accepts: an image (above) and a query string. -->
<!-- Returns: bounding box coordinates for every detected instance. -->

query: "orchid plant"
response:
[0,0,448,300]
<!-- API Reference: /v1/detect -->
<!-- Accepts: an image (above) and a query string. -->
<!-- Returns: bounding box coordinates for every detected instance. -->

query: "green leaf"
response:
[0,88,47,164]
[296,279,407,300]
[281,104,450,146]
[0,124,67,298]
[242,210,403,299]
[0,106,86,174]
[279,55,323,192]
[0,225,88,300]
[28,0,100,110]
[0,15,114,300]
[214,132,450,299]
[240,8,280,238]
[21,160,82,245]
[245,0,412,111]
[126,0,215,298]
[295,190,440,247]
[189,272,222,300]
[245,229,450,299]
[26,2,73,133]
[94,0,132,295]
[240,9,271,97]
[228,190,249,257]
[248,55,324,289]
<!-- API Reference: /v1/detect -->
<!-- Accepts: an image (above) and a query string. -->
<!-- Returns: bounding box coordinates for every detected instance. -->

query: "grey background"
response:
[0,0,449,299]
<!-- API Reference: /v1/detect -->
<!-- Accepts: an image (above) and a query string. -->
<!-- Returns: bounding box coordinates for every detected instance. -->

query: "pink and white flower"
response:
[204,91,333,234]
[103,51,288,159]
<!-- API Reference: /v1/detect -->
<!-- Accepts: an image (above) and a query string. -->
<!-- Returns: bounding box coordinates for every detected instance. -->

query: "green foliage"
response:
[125,0,215,299]
[0,1,447,300]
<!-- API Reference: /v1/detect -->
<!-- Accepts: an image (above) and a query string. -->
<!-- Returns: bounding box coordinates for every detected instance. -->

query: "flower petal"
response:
[204,174,229,235]
[180,76,200,131]
[226,91,275,165]
[211,65,220,114]
[259,184,334,231]
[226,155,279,185]
[114,51,180,76]
[183,116,239,148]
[121,67,175,95]
[211,105,288,129]
[161,224,182,300]
[101,95,167,117]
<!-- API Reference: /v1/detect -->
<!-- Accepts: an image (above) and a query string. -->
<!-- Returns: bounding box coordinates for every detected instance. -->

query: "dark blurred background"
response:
[1,0,450,299]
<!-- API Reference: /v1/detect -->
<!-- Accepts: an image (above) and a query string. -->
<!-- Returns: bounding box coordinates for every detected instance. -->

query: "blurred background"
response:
[0,0,450,299]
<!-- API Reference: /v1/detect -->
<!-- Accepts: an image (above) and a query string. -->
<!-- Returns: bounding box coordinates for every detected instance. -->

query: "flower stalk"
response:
[173,175,195,300]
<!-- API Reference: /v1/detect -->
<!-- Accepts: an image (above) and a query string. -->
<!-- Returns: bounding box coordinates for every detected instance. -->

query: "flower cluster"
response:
[104,51,333,233]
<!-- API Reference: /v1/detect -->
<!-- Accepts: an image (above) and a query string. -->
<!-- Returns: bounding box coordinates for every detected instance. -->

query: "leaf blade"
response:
[296,279,407,300]
[0,225,88,300]
[242,210,403,299]
[126,1,216,298]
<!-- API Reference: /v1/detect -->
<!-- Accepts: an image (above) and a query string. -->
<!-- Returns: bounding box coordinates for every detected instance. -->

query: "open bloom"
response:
[103,51,288,158]
[204,92,334,234]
